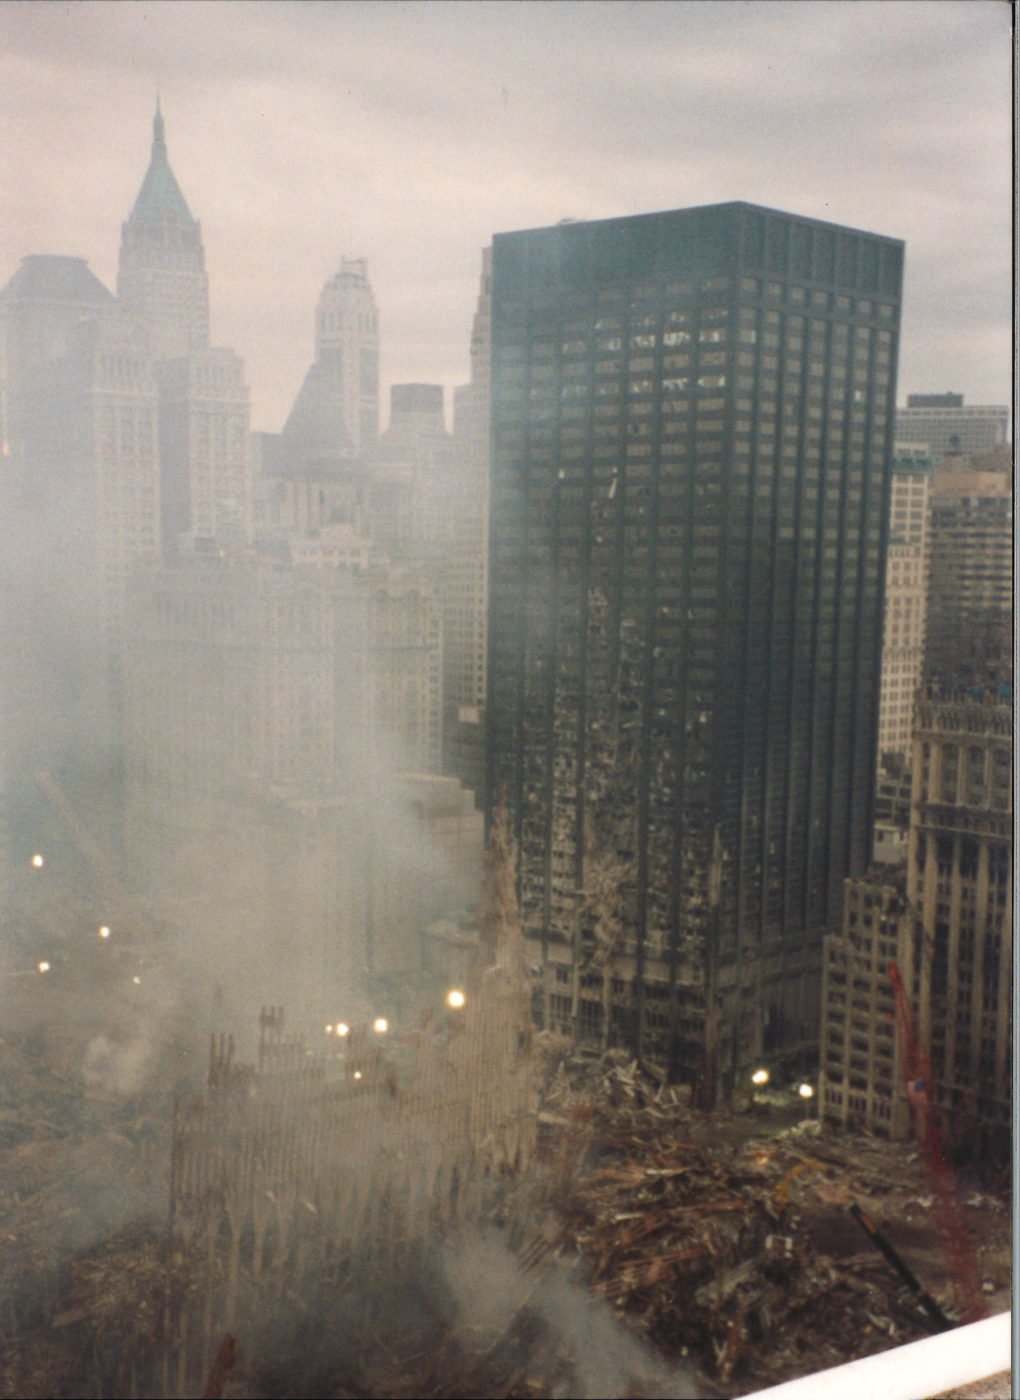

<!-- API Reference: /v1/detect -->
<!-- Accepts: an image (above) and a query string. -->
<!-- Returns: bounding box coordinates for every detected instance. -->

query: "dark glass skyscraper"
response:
[486,203,904,1089]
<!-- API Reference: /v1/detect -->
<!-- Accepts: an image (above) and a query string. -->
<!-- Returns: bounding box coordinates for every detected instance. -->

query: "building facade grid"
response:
[487,203,904,1082]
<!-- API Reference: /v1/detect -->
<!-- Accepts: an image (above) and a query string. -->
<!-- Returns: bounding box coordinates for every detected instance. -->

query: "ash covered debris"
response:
[0,1027,1010,1398]
[0,814,1008,1398]
[521,1043,1010,1395]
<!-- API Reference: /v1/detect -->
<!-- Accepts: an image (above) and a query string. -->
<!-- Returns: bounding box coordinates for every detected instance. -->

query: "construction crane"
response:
[889,959,986,1324]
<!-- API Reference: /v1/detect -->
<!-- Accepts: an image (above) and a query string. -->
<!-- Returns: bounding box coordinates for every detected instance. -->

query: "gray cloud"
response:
[0,0,1011,430]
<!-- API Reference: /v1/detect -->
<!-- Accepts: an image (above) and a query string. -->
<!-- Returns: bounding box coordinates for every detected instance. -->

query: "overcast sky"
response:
[1,0,1012,433]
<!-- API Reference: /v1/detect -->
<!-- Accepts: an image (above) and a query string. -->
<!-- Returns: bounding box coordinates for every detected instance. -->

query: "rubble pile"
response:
[0,1027,1009,1398]
[0,1025,178,1400]
[514,1044,1011,1395]
[1,1228,173,1400]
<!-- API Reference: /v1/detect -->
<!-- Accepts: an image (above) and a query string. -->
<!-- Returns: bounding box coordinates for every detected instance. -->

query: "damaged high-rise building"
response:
[486,204,904,1087]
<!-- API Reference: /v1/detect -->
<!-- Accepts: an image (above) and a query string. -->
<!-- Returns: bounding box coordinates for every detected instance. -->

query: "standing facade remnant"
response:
[165,815,537,1392]
[487,203,904,1089]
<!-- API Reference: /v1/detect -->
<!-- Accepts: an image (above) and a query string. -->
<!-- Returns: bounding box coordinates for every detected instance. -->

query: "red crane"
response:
[889,959,986,1324]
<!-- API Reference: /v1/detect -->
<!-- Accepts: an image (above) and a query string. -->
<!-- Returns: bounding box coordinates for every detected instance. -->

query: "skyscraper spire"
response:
[127,97,194,228]
[153,93,165,155]
[118,102,209,357]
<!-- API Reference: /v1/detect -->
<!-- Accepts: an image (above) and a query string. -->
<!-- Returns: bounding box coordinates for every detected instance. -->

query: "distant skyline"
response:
[0,0,1011,433]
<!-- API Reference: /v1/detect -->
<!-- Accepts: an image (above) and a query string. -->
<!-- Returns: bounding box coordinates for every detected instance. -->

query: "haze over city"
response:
[0,2,1012,1396]
[0,0,1011,430]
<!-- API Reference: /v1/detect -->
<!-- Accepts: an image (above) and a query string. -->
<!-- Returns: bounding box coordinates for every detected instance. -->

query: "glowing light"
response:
[353,1070,362,1080]
[751,1068,770,1086]
[372,1017,388,1034]
[31,854,44,869]
[446,989,466,1010]
[336,1022,350,1037]
[132,975,141,985]
[325,1024,333,1034]
[798,1082,815,1099]
[37,960,50,973]
[99,926,111,939]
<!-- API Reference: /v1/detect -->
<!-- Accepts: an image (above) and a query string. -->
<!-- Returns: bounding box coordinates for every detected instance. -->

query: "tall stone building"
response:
[0,102,252,879]
[368,383,456,552]
[820,871,903,1136]
[117,99,209,360]
[158,348,252,555]
[117,104,254,557]
[0,254,114,457]
[487,203,904,1084]
[367,559,444,776]
[0,256,161,640]
[876,445,931,768]
[821,689,1012,1159]
[253,261,381,556]
[0,259,162,862]
[908,690,1012,1151]
[924,450,1012,687]
[311,257,380,455]
[122,553,464,1012]
[447,246,492,795]
[121,556,371,1009]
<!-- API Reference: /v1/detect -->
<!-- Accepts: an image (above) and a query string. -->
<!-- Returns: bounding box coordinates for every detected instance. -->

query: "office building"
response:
[367,557,444,776]
[120,102,253,557]
[876,446,931,767]
[253,272,372,546]
[903,689,1012,1153]
[0,254,114,457]
[0,265,163,864]
[924,450,1012,687]
[158,348,252,555]
[821,689,1012,1159]
[367,384,456,551]
[122,554,461,1002]
[0,263,162,642]
[0,103,257,884]
[487,203,904,1084]
[310,257,380,455]
[894,393,1008,473]
[117,99,209,360]
[820,871,904,1136]
[447,247,493,794]
[121,556,373,999]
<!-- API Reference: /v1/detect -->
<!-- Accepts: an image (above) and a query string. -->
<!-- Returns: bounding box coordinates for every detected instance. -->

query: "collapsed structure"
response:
[162,815,537,1394]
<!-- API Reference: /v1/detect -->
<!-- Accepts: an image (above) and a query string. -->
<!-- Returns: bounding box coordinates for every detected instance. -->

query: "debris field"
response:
[0,1025,1010,1399]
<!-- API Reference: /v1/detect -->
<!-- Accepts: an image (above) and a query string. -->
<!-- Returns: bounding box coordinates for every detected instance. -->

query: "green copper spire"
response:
[128,98,196,228]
